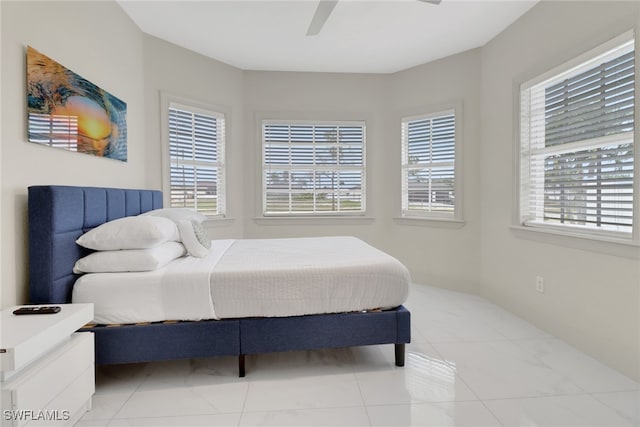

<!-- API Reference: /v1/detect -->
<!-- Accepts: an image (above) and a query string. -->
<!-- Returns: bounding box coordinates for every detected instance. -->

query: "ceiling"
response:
[117,0,538,74]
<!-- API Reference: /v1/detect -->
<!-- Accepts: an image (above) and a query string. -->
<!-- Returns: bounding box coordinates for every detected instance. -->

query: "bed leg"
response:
[395,344,405,367]
[238,354,245,377]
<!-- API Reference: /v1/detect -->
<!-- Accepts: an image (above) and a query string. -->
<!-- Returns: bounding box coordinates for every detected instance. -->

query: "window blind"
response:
[263,121,365,215]
[401,111,456,217]
[520,36,634,237]
[168,103,225,217]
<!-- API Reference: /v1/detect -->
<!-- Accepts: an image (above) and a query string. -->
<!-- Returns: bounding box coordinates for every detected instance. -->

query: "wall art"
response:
[26,46,127,161]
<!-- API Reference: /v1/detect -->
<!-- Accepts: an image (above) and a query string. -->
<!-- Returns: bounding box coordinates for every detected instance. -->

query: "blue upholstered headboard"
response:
[28,185,163,304]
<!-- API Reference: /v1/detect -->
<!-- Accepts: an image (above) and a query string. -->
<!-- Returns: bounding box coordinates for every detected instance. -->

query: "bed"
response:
[28,185,411,376]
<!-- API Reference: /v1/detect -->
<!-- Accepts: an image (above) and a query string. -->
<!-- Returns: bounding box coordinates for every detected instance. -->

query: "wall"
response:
[242,71,390,251]
[387,49,482,293]
[0,1,147,307]
[142,35,245,239]
[0,2,3,310]
[479,0,640,380]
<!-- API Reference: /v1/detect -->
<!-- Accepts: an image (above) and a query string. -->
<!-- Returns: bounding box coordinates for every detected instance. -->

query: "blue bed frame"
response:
[28,185,411,376]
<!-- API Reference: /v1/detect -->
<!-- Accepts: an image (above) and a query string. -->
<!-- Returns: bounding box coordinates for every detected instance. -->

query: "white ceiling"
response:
[117,0,538,74]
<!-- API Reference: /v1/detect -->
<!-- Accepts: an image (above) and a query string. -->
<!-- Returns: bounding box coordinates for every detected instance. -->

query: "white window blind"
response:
[520,34,634,239]
[262,121,365,215]
[401,111,456,217]
[168,103,225,217]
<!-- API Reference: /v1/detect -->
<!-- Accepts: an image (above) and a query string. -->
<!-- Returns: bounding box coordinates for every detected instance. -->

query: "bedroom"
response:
[0,0,638,426]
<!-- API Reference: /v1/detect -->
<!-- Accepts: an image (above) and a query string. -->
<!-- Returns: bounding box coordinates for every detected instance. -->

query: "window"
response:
[262,121,365,215]
[401,110,458,219]
[168,102,226,217]
[519,33,635,240]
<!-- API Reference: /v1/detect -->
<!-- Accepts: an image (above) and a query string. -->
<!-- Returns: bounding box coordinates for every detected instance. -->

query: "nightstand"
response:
[1,304,94,426]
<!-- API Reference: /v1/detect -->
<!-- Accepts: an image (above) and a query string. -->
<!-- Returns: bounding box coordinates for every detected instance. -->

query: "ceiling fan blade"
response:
[417,0,442,4]
[306,0,339,36]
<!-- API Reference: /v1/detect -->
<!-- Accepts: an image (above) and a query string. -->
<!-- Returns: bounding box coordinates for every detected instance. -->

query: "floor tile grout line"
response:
[352,370,375,427]
[479,391,612,403]
[237,374,252,427]
[102,366,151,423]
[588,390,640,426]
[508,337,640,392]
[477,398,507,427]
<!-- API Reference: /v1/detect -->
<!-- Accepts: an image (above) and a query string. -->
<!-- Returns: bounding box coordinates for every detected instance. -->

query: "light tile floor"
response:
[77,284,639,426]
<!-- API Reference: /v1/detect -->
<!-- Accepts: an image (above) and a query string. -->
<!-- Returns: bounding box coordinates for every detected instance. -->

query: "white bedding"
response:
[72,236,410,324]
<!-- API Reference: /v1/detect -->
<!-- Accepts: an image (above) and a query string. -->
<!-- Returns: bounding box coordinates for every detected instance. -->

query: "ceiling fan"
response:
[306,0,442,36]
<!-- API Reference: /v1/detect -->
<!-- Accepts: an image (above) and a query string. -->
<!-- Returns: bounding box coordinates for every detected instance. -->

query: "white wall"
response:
[479,0,640,381]
[142,35,245,239]
[0,1,3,311]
[387,49,482,293]
[0,1,147,307]
[242,71,391,251]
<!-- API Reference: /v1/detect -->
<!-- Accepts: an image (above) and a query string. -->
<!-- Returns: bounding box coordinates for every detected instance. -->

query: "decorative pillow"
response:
[176,219,211,258]
[73,242,186,273]
[76,216,180,250]
[141,208,207,224]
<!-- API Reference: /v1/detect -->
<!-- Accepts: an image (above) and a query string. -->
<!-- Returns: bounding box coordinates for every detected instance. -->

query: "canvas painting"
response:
[26,46,127,161]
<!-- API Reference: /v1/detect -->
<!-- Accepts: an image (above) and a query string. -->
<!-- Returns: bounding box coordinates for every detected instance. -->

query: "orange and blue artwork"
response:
[27,46,127,161]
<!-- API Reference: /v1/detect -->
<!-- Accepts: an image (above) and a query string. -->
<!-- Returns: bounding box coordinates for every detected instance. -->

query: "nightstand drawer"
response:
[3,333,93,427]
[27,365,95,426]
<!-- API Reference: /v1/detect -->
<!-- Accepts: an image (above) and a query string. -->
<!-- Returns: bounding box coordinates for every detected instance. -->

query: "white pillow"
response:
[141,208,207,224]
[76,216,180,250]
[73,242,186,273]
[176,219,211,258]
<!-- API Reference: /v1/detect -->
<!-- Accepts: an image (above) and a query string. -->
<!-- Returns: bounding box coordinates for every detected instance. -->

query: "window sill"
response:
[254,216,375,226]
[203,217,235,227]
[510,225,640,259]
[393,216,466,229]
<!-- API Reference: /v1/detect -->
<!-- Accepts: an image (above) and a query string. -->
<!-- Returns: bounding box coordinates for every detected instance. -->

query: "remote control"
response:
[13,306,61,315]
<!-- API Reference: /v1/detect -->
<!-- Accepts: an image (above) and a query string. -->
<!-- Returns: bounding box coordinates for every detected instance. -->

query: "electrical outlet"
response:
[536,276,545,293]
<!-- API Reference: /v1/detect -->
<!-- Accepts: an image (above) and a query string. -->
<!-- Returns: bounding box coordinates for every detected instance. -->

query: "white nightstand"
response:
[1,304,94,427]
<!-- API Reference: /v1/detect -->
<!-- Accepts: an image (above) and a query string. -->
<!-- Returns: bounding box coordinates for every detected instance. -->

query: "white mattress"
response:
[72,236,411,324]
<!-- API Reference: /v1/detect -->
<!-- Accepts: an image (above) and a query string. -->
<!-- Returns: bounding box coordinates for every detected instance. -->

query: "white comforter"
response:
[73,236,411,324]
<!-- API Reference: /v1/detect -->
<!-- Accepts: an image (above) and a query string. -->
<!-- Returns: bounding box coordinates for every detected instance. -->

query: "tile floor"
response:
[77,284,639,426]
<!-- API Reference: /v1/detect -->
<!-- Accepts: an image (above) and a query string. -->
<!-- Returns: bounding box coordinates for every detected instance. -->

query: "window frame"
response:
[161,93,227,219]
[261,119,367,217]
[517,31,637,245]
[399,102,463,223]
